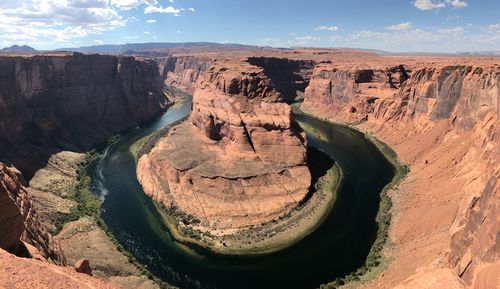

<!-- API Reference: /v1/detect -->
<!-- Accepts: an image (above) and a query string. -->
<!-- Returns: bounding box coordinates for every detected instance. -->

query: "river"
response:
[89,97,395,289]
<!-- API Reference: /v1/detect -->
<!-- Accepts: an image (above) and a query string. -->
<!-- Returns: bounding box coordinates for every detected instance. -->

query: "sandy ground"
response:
[27,151,161,289]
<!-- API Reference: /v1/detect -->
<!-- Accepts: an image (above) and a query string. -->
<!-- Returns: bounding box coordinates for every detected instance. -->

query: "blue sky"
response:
[0,0,499,52]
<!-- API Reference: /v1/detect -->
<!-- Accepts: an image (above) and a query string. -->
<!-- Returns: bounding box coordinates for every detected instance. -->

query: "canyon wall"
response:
[138,59,311,235]
[0,53,168,177]
[247,57,316,102]
[156,55,315,100]
[157,55,213,93]
[0,52,170,288]
[0,162,65,265]
[302,61,499,288]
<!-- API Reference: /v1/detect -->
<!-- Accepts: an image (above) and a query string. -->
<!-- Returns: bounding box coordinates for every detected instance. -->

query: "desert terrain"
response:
[0,46,498,289]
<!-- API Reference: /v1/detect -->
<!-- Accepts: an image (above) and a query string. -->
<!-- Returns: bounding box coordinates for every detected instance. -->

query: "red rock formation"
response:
[138,59,311,234]
[303,63,409,122]
[302,59,499,288]
[158,55,213,93]
[0,162,65,265]
[247,57,315,102]
[0,248,116,289]
[74,259,92,276]
[0,52,168,177]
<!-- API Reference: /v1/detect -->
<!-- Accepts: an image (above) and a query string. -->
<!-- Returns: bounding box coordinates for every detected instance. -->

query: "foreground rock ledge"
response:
[137,59,312,252]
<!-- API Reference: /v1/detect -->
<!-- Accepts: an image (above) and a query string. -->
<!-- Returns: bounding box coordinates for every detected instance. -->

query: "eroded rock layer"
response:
[301,59,499,288]
[0,52,170,288]
[0,53,168,177]
[0,162,65,265]
[158,55,213,93]
[138,59,311,232]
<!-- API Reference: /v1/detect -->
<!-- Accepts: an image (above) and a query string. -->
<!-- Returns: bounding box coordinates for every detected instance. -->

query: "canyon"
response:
[0,52,169,289]
[299,56,499,289]
[0,47,498,289]
[137,58,314,253]
[138,50,499,288]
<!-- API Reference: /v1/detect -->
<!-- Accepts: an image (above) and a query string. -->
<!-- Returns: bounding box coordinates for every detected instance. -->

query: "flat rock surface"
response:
[0,248,116,289]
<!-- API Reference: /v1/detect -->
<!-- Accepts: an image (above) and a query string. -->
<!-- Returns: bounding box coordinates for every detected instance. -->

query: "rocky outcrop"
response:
[0,53,168,177]
[158,55,213,93]
[302,61,499,288]
[0,248,116,289]
[303,63,409,122]
[247,57,316,102]
[138,59,311,237]
[0,162,65,265]
[74,259,92,275]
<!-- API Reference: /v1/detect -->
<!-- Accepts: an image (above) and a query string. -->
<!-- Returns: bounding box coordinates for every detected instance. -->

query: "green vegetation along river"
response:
[89,97,396,289]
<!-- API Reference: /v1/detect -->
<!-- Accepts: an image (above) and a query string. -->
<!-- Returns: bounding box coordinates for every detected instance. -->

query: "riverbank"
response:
[27,147,176,289]
[151,157,342,255]
[92,94,404,288]
[130,97,190,161]
[130,95,343,255]
[297,105,409,288]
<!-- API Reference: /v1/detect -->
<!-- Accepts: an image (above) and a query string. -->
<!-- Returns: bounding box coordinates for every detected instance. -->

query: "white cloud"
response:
[144,5,180,14]
[94,39,104,44]
[414,0,467,11]
[481,23,500,33]
[327,24,500,53]
[488,23,500,30]
[146,19,157,23]
[261,38,285,47]
[111,0,157,10]
[447,0,467,8]
[188,7,196,12]
[414,0,446,10]
[386,22,413,30]
[125,35,139,39]
[144,31,150,34]
[294,36,321,45]
[315,25,339,31]
[446,15,461,21]
[437,26,464,34]
[0,0,125,47]
[177,30,181,34]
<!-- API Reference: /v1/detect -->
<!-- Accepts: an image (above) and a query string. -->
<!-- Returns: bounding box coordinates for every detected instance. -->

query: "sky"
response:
[0,0,499,52]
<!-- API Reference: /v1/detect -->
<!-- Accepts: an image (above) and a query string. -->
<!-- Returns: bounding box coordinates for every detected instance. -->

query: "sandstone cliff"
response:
[0,52,170,288]
[138,59,311,237]
[0,53,168,177]
[158,55,213,93]
[0,162,65,265]
[247,57,315,102]
[302,60,499,288]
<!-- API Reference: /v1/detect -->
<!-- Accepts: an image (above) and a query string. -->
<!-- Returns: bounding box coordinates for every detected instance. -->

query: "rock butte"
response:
[137,59,311,234]
[0,47,498,289]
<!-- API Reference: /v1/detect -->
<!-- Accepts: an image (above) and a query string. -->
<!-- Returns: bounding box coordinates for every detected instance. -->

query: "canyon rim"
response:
[0,1,499,289]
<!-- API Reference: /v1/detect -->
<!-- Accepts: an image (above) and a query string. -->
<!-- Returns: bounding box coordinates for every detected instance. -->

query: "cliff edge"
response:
[137,58,312,251]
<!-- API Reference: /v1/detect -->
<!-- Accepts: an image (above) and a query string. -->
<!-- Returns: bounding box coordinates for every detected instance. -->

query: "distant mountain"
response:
[458,51,500,56]
[57,42,268,55]
[0,45,37,53]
